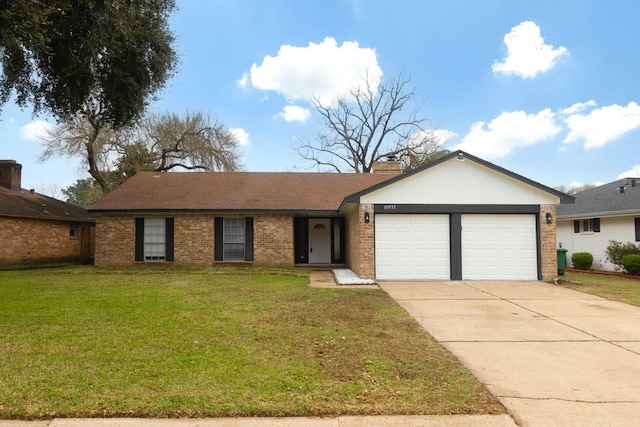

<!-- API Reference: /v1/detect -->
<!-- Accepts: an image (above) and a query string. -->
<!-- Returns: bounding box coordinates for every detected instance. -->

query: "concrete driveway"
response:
[380,280,640,427]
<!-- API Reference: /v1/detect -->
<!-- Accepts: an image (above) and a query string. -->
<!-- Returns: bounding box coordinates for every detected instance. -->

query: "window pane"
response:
[144,218,166,261]
[223,218,245,260]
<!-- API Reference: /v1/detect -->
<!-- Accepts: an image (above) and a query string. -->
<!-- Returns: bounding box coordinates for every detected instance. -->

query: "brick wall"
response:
[253,214,294,266]
[540,204,558,280]
[0,217,84,265]
[174,214,215,264]
[344,204,359,274]
[94,214,136,266]
[344,203,375,279]
[94,213,295,267]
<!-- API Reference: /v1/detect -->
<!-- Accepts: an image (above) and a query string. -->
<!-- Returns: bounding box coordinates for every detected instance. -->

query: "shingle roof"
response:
[0,187,94,222]
[556,177,640,219]
[88,171,393,213]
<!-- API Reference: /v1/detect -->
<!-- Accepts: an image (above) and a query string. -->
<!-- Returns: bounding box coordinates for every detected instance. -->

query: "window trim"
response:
[214,217,253,262]
[134,217,174,262]
[574,218,600,234]
[69,222,78,239]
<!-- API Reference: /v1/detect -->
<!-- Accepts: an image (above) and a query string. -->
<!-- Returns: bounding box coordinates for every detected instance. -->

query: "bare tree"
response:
[298,75,444,173]
[40,103,121,194]
[140,112,241,173]
[42,111,242,194]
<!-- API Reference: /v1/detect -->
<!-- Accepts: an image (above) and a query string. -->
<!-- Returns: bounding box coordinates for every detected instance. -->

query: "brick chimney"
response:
[372,160,403,175]
[0,160,22,191]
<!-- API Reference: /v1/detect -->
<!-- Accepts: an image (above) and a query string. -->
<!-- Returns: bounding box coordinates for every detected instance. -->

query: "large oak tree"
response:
[0,0,177,128]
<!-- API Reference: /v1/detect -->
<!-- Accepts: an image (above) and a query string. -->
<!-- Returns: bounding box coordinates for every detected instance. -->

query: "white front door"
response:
[309,218,331,264]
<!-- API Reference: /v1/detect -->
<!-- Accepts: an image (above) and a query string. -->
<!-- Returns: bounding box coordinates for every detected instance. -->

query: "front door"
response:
[309,218,331,264]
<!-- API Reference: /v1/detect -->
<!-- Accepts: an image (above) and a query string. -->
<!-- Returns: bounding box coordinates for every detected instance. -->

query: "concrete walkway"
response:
[0,414,516,427]
[380,280,640,427]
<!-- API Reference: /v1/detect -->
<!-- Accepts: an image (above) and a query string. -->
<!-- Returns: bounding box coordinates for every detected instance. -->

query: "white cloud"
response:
[245,36,382,105]
[492,21,568,79]
[453,109,561,158]
[229,128,250,146]
[618,164,640,179]
[563,102,640,148]
[274,105,312,123]
[237,72,249,88]
[20,120,54,141]
[432,129,457,145]
[561,100,597,115]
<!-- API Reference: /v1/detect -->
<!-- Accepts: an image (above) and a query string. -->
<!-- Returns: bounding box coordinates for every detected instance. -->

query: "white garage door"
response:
[375,214,450,280]
[462,214,537,280]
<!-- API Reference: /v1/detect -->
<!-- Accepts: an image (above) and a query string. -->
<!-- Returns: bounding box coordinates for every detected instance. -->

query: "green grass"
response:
[0,266,503,419]
[561,271,640,306]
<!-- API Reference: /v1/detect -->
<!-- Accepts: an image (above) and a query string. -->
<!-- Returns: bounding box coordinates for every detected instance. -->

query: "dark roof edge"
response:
[340,150,575,208]
[557,208,640,220]
[89,208,341,216]
[0,212,95,222]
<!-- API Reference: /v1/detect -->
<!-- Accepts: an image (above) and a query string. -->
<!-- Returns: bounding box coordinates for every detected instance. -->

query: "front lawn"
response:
[561,271,640,306]
[0,266,503,419]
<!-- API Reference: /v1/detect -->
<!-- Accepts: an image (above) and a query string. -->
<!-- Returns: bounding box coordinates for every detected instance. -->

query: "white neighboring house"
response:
[557,178,640,271]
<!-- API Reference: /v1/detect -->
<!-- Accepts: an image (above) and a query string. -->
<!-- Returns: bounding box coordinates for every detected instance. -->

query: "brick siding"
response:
[0,217,85,265]
[94,213,294,267]
[539,204,558,280]
[344,203,375,279]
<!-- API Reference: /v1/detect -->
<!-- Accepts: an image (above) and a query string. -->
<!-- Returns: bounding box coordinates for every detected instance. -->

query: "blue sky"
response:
[2,0,640,195]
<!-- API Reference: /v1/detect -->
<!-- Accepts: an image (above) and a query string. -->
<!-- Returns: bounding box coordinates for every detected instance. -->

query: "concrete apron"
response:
[380,280,640,427]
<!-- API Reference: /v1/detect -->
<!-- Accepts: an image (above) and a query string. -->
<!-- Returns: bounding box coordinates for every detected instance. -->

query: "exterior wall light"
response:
[545,212,552,224]
[364,212,370,223]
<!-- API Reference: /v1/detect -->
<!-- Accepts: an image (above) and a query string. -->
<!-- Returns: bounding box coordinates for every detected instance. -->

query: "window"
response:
[223,217,245,260]
[69,222,78,239]
[573,218,600,234]
[214,217,253,262]
[135,218,174,262]
[635,218,640,242]
[144,218,166,261]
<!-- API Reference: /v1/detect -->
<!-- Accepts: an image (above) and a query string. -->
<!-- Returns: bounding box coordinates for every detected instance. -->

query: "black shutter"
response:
[214,217,223,261]
[635,218,640,242]
[135,218,144,261]
[165,218,174,261]
[593,218,600,233]
[294,217,309,264]
[244,217,253,261]
[573,220,580,233]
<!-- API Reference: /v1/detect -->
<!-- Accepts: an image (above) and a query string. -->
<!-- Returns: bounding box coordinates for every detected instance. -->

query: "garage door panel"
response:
[462,214,537,280]
[375,214,450,280]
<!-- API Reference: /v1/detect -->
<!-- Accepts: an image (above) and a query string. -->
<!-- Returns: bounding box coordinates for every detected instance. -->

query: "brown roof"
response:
[89,171,393,212]
[0,187,94,222]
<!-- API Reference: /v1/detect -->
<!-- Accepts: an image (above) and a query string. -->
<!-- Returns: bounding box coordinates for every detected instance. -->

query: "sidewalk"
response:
[0,414,517,427]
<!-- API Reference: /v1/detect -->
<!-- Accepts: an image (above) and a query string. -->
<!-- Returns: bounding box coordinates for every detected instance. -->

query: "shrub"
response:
[572,252,593,270]
[605,240,640,270]
[621,254,640,276]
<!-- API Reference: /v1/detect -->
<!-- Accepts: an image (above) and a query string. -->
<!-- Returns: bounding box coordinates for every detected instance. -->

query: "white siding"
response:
[557,216,639,271]
[361,158,559,205]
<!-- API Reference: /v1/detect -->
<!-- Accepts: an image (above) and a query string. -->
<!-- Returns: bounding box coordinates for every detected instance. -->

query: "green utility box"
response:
[557,248,568,276]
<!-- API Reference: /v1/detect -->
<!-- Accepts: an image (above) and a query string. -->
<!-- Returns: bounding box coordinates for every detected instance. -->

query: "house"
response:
[557,177,640,271]
[0,160,95,265]
[89,150,573,280]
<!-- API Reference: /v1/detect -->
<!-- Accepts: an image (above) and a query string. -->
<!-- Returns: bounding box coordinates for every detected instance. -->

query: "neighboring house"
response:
[0,160,95,265]
[557,177,640,271]
[89,150,573,280]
